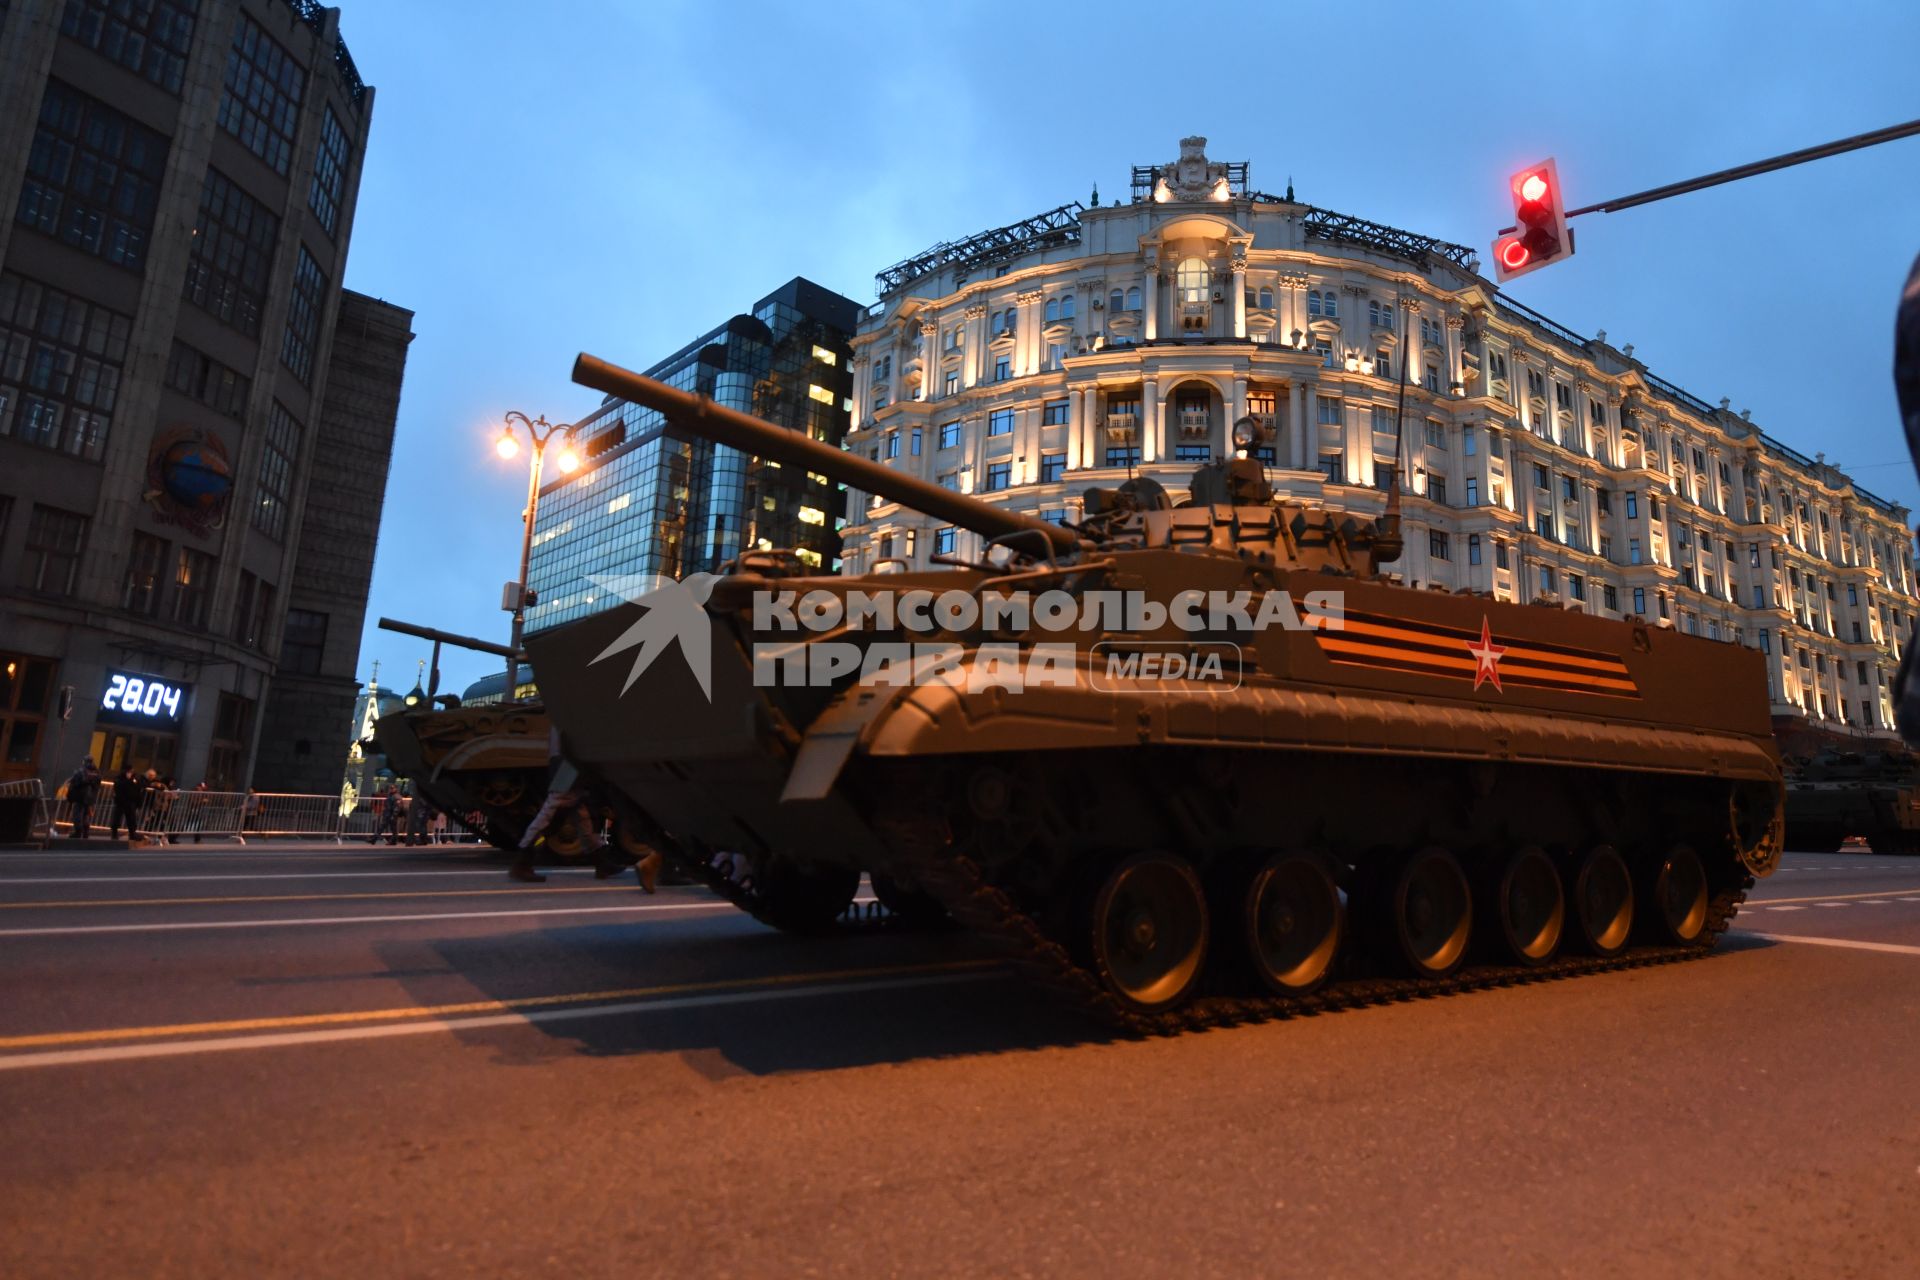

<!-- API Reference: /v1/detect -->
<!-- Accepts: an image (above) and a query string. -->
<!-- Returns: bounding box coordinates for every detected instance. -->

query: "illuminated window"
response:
[808,384,834,404]
[1177,258,1209,304]
[812,345,837,366]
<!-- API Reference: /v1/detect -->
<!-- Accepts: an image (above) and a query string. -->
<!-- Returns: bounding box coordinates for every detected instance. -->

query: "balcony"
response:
[1177,410,1210,441]
[1103,412,1139,443]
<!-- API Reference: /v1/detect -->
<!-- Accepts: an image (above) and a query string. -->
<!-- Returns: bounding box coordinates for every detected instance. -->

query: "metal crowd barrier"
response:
[32,782,480,846]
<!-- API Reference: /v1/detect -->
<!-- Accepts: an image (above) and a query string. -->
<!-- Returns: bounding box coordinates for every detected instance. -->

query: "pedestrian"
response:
[366,784,390,845]
[377,784,404,846]
[243,788,262,834]
[148,774,175,844]
[109,765,147,843]
[405,788,432,846]
[188,780,210,843]
[430,806,449,845]
[64,756,101,839]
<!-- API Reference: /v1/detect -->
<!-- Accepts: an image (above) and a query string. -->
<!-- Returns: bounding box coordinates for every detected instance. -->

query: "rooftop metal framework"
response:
[1130,161,1249,203]
[875,202,1086,297]
[1253,197,1478,269]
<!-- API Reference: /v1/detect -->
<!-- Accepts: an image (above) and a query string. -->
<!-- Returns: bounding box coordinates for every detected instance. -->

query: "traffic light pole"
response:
[1498,116,1920,234]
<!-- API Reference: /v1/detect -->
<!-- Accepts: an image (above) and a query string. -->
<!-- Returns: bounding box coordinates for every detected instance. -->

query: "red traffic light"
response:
[1493,157,1572,283]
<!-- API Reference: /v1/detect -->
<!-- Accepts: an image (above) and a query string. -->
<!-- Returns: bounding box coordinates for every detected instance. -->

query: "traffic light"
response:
[1492,159,1572,282]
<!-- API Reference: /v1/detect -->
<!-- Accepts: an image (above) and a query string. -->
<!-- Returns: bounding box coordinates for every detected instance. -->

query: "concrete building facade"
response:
[841,137,1916,737]
[0,0,400,789]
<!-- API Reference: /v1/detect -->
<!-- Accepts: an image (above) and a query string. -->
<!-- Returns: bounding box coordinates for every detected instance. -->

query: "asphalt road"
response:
[2,843,1917,1278]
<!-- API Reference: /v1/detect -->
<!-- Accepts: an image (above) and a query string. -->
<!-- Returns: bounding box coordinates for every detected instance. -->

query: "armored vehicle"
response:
[1783,746,1920,854]
[526,353,1783,1032]
[373,703,558,851]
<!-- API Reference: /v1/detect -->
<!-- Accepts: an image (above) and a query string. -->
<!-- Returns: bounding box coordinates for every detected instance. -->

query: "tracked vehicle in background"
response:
[374,703,558,851]
[526,353,1783,1032]
[1783,745,1920,854]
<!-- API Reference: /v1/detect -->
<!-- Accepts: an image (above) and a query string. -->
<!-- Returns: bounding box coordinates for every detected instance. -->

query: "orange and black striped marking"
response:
[1311,608,1640,698]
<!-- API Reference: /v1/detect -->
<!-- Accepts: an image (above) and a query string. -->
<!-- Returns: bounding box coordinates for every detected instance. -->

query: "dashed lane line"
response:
[0,885,648,910]
[0,962,1006,1071]
[1744,886,1920,907]
[1743,933,1920,958]
[0,900,738,937]
[0,869,605,886]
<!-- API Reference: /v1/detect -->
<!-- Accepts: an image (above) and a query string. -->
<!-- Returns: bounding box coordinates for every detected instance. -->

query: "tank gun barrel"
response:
[572,353,1081,557]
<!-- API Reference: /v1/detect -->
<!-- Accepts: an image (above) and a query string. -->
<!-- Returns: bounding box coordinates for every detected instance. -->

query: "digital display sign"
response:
[99,670,188,724]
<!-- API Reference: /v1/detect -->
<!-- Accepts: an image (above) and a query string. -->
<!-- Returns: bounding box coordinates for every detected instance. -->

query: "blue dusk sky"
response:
[337,0,1920,698]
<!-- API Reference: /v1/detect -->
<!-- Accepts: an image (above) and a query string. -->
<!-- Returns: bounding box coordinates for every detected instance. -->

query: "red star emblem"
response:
[1467,615,1507,692]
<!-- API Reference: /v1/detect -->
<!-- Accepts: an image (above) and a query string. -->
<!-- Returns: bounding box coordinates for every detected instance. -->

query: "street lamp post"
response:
[495,411,580,705]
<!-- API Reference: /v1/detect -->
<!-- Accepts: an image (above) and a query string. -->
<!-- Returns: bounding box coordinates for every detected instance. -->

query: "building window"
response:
[1494,541,1511,570]
[993,355,1010,382]
[1465,477,1478,506]
[1568,573,1586,601]
[308,107,351,237]
[1535,512,1554,541]
[21,504,88,596]
[1258,287,1273,308]
[281,246,327,385]
[937,471,958,490]
[1425,366,1440,392]
[1488,431,1505,459]
[205,693,254,790]
[1175,444,1210,462]
[1125,286,1142,311]
[1315,339,1336,369]
[984,461,1011,492]
[943,371,958,396]
[170,546,215,629]
[1462,426,1477,456]
[871,388,889,412]
[1308,291,1322,317]
[232,569,275,648]
[1429,531,1450,561]
[1539,566,1556,595]
[1316,396,1341,426]
[933,527,956,556]
[1603,584,1619,611]
[1468,534,1482,566]
[1427,477,1447,505]
[1042,399,1069,426]
[281,608,328,676]
[1424,420,1446,449]
[16,80,169,271]
[1177,258,1209,304]
[122,531,168,615]
[910,427,922,457]
[0,271,130,462]
[218,12,306,176]
[183,169,279,338]
[1040,453,1065,483]
[1374,350,1393,380]
[987,408,1014,437]
[165,342,250,421]
[883,430,899,459]
[59,0,199,93]
[1534,464,1550,491]
[1106,446,1141,468]
[1320,452,1344,485]
[938,421,961,450]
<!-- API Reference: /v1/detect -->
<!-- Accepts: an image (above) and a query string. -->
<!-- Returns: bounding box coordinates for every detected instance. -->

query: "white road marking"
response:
[1745,933,1920,958]
[1816,902,1849,908]
[0,970,999,1071]
[0,901,736,937]
[0,869,602,886]
[1765,905,1805,912]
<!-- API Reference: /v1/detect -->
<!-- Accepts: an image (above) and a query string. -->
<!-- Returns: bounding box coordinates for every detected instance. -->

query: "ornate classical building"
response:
[0,0,404,790]
[842,137,1915,735]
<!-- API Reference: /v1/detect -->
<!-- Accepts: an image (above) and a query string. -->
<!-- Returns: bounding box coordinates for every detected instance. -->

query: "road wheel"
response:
[1087,853,1209,1012]
[1386,847,1472,978]
[871,873,949,926]
[1567,845,1634,958]
[1240,851,1343,996]
[1480,845,1564,966]
[1644,844,1710,947]
[753,858,860,934]
[542,810,589,858]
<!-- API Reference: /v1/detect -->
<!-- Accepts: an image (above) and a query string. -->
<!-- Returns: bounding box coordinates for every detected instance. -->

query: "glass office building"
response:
[524,277,859,634]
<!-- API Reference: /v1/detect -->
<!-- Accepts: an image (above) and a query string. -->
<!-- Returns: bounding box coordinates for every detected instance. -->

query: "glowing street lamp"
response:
[493,411,580,703]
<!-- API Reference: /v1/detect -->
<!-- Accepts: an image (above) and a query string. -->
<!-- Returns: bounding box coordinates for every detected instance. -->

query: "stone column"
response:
[1231,254,1248,340]
[964,303,986,387]
[919,322,937,400]
[1230,375,1248,457]
[1067,388,1087,470]
[1142,378,1161,464]
[1288,381,1307,470]
[1144,254,1160,342]
[1016,289,1043,376]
